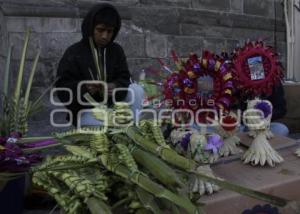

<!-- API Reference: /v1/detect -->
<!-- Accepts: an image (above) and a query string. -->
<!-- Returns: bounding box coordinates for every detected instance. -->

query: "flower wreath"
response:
[163,51,235,114]
[232,41,284,96]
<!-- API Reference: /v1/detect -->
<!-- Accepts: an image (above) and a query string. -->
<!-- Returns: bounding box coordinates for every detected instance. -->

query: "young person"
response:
[55,3,144,127]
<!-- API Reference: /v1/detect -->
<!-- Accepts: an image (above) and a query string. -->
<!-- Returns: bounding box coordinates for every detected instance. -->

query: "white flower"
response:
[6,137,18,144]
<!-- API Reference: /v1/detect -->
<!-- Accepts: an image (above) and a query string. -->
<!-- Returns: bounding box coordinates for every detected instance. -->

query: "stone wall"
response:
[0,0,286,135]
[280,83,300,133]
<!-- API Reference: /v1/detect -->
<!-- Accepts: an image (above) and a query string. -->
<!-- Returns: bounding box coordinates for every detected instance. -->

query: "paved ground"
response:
[289,133,300,140]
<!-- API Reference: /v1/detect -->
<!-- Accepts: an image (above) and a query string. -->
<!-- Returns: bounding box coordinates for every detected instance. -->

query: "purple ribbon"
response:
[220,64,227,74]
[193,63,201,73]
[224,81,233,89]
[20,139,57,148]
[218,97,230,107]
[208,59,215,71]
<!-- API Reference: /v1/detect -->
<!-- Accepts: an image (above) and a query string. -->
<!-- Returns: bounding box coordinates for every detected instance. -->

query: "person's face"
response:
[93,24,114,47]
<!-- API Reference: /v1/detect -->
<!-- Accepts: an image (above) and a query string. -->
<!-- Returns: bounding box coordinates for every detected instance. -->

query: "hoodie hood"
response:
[81,3,121,46]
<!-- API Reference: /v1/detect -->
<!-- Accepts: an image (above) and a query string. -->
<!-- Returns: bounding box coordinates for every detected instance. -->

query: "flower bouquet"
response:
[169,128,222,195]
[241,99,283,166]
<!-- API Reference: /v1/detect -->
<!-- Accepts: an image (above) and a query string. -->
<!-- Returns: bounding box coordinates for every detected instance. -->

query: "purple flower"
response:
[254,101,272,118]
[0,136,7,145]
[205,134,224,154]
[177,132,192,151]
[0,143,42,172]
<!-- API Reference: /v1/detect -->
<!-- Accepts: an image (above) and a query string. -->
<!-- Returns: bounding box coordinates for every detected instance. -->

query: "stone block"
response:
[11,58,33,85]
[191,0,230,11]
[281,59,287,72]
[41,32,82,59]
[108,0,140,5]
[115,33,145,58]
[225,39,241,52]
[140,0,191,7]
[0,9,9,57]
[31,59,59,87]
[230,0,243,13]
[9,32,42,60]
[0,56,6,94]
[0,2,79,18]
[179,8,285,32]
[231,28,274,41]
[8,56,59,90]
[276,41,287,63]
[76,3,132,20]
[202,38,226,54]
[0,0,74,6]
[10,32,81,60]
[274,31,286,42]
[120,21,144,34]
[145,33,168,58]
[228,13,286,32]
[130,7,180,35]
[167,36,204,57]
[77,0,139,7]
[274,0,284,20]
[179,9,220,26]
[244,0,274,18]
[180,23,233,38]
[6,17,80,33]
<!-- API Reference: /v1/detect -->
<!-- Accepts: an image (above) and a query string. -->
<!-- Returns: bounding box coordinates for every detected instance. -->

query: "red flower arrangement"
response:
[232,41,284,97]
[162,51,235,124]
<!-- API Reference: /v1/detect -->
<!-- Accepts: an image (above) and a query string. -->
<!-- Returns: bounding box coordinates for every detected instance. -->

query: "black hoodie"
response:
[55,3,131,125]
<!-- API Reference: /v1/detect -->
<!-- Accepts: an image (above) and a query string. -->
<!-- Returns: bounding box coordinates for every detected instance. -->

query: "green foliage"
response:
[0,29,51,136]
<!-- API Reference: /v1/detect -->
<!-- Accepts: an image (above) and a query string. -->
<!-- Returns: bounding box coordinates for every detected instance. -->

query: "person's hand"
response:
[85,83,102,95]
[107,83,116,96]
